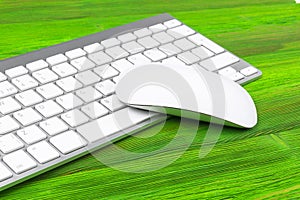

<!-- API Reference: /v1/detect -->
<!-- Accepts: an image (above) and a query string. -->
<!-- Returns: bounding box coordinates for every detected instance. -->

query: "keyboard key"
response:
[200,52,240,71]
[174,38,196,51]
[177,51,200,65]
[122,41,145,54]
[13,108,42,126]
[167,25,195,39]
[100,94,126,112]
[83,43,104,54]
[152,32,174,44]
[17,125,47,145]
[229,72,245,81]
[0,97,21,115]
[0,134,24,154]
[3,150,37,174]
[162,56,186,66]
[65,48,86,60]
[81,102,109,119]
[52,62,77,77]
[188,33,224,54]
[76,86,103,102]
[35,100,64,118]
[105,46,129,60]
[5,66,28,78]
[218,66,237,77]
[32,68,59,84]
[149,23,167,33]
[144,48,167,61]
[134,28,152,38]
[0,116,20,135]
[191,46,214,60]
[111,59,134,73]
[118,33,137,43]
[75,70,100,86]
[240,66,258,76]
[26,60,49,72]
[40,117,68,136]
[12,74,39,91]
[164,19,181,28]
[77,107,153,143]
[137,36,160,49]
[28,141,60,164]
[159,43,181,56]
[61,109,89,127]
[0,81,18,98]
[0,72,7,82]
[50,130,87,154]
[0,163,13,181]
[88,51,113,66]
[95,80,116,96]
[101,38,121,48]
[36,83,63,99]
[56,76,83,92]
[70,56,96,71]
[128,53,151,66]
[46,54,68,66]
[93,65,119,79]
[56,93,83,110]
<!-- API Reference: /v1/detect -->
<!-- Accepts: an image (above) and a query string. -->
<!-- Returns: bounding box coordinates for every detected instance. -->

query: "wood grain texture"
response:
[0,0,300,199]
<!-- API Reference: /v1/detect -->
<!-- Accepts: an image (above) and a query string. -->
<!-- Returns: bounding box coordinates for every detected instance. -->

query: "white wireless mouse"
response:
[115,63,257,128]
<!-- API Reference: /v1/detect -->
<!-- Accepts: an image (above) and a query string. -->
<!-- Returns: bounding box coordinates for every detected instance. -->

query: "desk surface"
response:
[0,0,300,199]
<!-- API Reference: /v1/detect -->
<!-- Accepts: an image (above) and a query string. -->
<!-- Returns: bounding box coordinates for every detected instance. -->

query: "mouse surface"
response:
[115,63,257,128]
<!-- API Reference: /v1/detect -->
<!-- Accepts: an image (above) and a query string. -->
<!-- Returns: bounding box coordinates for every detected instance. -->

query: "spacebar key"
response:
[77,107,155,143]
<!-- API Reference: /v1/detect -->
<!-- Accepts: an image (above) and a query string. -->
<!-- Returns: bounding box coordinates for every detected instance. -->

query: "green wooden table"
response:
[0,0,300,199]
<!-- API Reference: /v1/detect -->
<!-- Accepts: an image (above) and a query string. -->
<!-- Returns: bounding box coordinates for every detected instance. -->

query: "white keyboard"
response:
[0,13,261,190]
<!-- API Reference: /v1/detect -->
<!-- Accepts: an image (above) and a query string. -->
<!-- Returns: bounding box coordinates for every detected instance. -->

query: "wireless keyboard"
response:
[0,13,262,190]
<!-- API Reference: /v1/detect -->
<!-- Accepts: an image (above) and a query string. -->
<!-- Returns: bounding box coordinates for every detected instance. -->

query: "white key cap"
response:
[122,41,145,54]
[35,100,64,118]
[3,150,37,174]
[167,25,195,39]
[12,74,39,91]
[75,70,100,86]
[152,32,174,44]
[32,68,59,84]
[162,56,186,66]
[56,93,83,110]
[40,117,68,136]
[174,38,196,51]
[46,54,68,66]
[191,46,214,60]
[52,62,77,78]
[137,36,160,49]
[17,125,47,145]
[0,116,20,135]
[65,48,86,60]
[0,97,21,115]
[94,80,116,96]
[229,72,245,81]
[164,19,181,28]
[118,33,137,43]
[105,46,129,60]
[200,52,240,71]
[101,38,121,48]
[61,109,89,127]
[159,43,181,56]
[149,23,167,33]
[70,56,96,71]
[144,48,167,62]
[26,60,49,72]
[188,33,224,54]
[128,53,151,66]
[77,107,154,143]
[21,86,41,102]
[88,51,113,66]
[5,66,28,78]
[50,130,86,154]
[111,58,134,73]
[0,81,18,98]
[28,141,60,164]
[0,134,24,153]
[101,94,125,112]
[134,28,152,38]
[0,72,7,82]
[177,51,200,65]
[240,66,258,76]
[218,66,237,76]
[13,108,42,126]
[0,163,12,181]
[81,102,109,119]
[56,76,83,92]
[36,83,63,99]
[93,65,119,79]
[76,86,102,102]
[83,43,104,54]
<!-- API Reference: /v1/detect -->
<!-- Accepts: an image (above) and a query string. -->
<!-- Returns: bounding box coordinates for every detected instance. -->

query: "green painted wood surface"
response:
[0,0,300,199]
